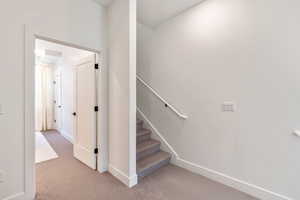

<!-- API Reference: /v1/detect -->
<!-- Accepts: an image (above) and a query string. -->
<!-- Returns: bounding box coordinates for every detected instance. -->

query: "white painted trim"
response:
[173,158,293,200]
[137,107,294,200]
[24,24,36,200]
[59,130,74,144]
[128,0,137,186]
[24,25,108,199]
[108,164,138,188]
[95,49,109,174]
[35,35,101,54]
[98,164,108,173]
[3,192,25,200]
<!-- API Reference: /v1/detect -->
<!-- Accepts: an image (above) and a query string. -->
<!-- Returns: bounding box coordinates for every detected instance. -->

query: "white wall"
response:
[0,0,107,199]
[137,0,300,199]
[108,0,137,187]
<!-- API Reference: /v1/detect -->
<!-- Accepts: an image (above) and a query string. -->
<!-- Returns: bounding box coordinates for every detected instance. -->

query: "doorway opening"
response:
[34,38,100,193]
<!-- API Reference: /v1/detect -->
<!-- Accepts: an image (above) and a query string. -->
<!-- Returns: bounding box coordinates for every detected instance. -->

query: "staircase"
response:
[136,118,171,179]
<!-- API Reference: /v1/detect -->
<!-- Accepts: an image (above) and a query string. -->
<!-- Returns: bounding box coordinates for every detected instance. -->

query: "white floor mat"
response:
[35,132,58,163]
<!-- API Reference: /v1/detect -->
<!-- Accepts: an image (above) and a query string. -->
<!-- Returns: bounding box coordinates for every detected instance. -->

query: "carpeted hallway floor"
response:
[36,131,258,200]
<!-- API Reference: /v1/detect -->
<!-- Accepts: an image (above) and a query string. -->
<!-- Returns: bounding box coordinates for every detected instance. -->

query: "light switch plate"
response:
[222,101,236,112]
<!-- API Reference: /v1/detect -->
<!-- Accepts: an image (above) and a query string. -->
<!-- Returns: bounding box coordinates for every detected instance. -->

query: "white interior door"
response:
[74,55,97,170]
[54,70,62,130]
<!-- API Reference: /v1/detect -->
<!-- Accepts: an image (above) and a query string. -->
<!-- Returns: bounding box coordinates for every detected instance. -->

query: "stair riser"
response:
[137,134,151,144]
[138,157,171,179]
[136,119,171,180]
[137,119,143,126]
[137,144,160,161]
[137,123,143,131]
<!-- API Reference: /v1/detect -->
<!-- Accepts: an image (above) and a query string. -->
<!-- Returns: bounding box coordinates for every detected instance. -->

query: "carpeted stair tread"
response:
[137,128,151,144]
[136,118,144,131]
[137,128,151,137]
[136,118,171,179]
[137,151,171,176]
[137,139,160,153]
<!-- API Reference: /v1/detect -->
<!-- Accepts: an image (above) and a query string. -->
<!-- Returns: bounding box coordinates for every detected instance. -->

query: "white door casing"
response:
[73,55,98,170]
[25,27,106,199]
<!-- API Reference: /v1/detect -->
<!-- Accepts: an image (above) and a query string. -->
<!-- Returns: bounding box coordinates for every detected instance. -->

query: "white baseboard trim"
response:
[108,164,137,188]
[173,158,293,200]
[137,107,294,200]
[3,192,25,200]
[59,130,74,144]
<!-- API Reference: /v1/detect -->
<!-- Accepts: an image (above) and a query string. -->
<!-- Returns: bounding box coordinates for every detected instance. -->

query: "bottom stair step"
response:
[137,151,171,179]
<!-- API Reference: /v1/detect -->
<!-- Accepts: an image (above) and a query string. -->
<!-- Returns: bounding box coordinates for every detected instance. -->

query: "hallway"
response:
[36,131,257,200]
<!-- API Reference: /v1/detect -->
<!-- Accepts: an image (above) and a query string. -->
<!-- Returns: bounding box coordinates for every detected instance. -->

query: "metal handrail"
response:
[137,75,188,119]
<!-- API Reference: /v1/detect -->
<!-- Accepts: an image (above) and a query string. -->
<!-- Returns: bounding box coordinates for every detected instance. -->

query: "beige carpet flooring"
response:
[36,131,258,200]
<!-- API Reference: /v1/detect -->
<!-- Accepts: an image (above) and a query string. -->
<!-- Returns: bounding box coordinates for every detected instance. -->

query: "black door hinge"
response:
[53,81,56,84]
[95,64,99,70]
[73,112,77,116]
[94,148,99,154]
[94,106,99,112]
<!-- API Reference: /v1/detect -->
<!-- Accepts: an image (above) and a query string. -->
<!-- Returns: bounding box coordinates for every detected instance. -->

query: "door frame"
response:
[24,25,108,199]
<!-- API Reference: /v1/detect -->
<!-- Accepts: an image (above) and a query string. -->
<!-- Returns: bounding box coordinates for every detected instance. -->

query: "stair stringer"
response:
[137,107,179,163]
